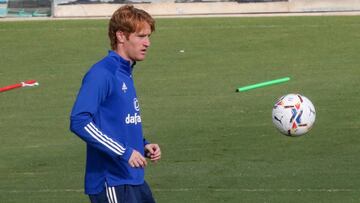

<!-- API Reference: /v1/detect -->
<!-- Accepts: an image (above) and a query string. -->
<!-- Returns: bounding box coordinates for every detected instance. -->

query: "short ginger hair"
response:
[108,5,155,50]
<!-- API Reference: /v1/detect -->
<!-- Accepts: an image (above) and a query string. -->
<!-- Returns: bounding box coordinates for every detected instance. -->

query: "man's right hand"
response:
[128,150,147,168]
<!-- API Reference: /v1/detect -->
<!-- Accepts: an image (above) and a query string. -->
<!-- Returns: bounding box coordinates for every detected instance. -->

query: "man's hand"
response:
[128,150,147,168]
[145,144,161,163]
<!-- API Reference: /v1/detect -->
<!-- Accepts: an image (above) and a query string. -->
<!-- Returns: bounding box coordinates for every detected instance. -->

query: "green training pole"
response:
[236,77,290,92]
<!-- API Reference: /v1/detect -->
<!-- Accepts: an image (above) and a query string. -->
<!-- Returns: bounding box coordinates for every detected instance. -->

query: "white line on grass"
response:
[1,188,358,193]
[157,23,360,30]
[0,189,83,193]
[153,188,359,193]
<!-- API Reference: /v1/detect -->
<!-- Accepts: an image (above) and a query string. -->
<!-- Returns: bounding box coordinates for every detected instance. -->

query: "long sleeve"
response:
[70,68,132,161]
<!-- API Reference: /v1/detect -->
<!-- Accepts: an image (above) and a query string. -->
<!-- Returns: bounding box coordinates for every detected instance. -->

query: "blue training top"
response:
[70,51,149,194]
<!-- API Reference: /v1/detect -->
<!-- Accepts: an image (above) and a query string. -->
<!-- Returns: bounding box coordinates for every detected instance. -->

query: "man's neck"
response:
[114,49,134,65]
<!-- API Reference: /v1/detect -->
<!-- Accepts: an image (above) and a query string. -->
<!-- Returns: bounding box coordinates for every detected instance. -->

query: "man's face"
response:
[116,23,152,62]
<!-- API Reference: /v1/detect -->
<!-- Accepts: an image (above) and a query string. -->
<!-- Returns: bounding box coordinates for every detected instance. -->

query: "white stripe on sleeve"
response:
[84,123,125,156]
[86,123,125,153]
[89,122,126,151]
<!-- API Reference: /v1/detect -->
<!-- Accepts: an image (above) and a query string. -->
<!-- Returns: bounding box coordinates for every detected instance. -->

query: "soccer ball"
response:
[272,94,316,136]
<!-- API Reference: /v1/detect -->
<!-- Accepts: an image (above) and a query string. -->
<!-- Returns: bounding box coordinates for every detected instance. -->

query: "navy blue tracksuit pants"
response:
[89,182,155,203]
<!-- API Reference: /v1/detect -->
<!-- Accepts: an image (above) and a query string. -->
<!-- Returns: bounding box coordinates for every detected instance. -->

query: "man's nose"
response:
[144,37,150,47]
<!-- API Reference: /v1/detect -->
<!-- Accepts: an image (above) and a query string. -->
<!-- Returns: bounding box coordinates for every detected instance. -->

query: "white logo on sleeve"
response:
[122,82,127,93]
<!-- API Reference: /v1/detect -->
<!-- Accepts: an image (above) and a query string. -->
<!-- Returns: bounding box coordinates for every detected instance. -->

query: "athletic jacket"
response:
[70,51,149,194]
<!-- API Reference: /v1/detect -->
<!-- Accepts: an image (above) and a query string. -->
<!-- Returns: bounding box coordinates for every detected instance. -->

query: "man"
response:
[70,5,161,203]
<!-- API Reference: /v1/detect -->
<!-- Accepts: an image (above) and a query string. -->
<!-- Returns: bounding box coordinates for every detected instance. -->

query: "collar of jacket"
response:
[108,50,136,76]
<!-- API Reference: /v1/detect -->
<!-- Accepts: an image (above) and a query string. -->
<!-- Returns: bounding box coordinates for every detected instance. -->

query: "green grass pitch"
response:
[0,15,360,202]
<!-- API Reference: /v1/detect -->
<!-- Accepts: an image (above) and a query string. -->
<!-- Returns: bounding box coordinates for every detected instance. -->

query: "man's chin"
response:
[135,56,146,61]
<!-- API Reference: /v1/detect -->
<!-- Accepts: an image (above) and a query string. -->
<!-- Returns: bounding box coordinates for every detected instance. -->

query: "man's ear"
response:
[116,31,126,43]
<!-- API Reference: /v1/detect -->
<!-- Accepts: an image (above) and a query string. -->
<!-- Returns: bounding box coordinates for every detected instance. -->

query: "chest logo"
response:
[134,98,140,111]
[122,82,127,93]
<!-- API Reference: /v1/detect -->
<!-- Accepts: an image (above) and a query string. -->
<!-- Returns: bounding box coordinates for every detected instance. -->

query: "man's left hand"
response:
[145,144,161,163]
